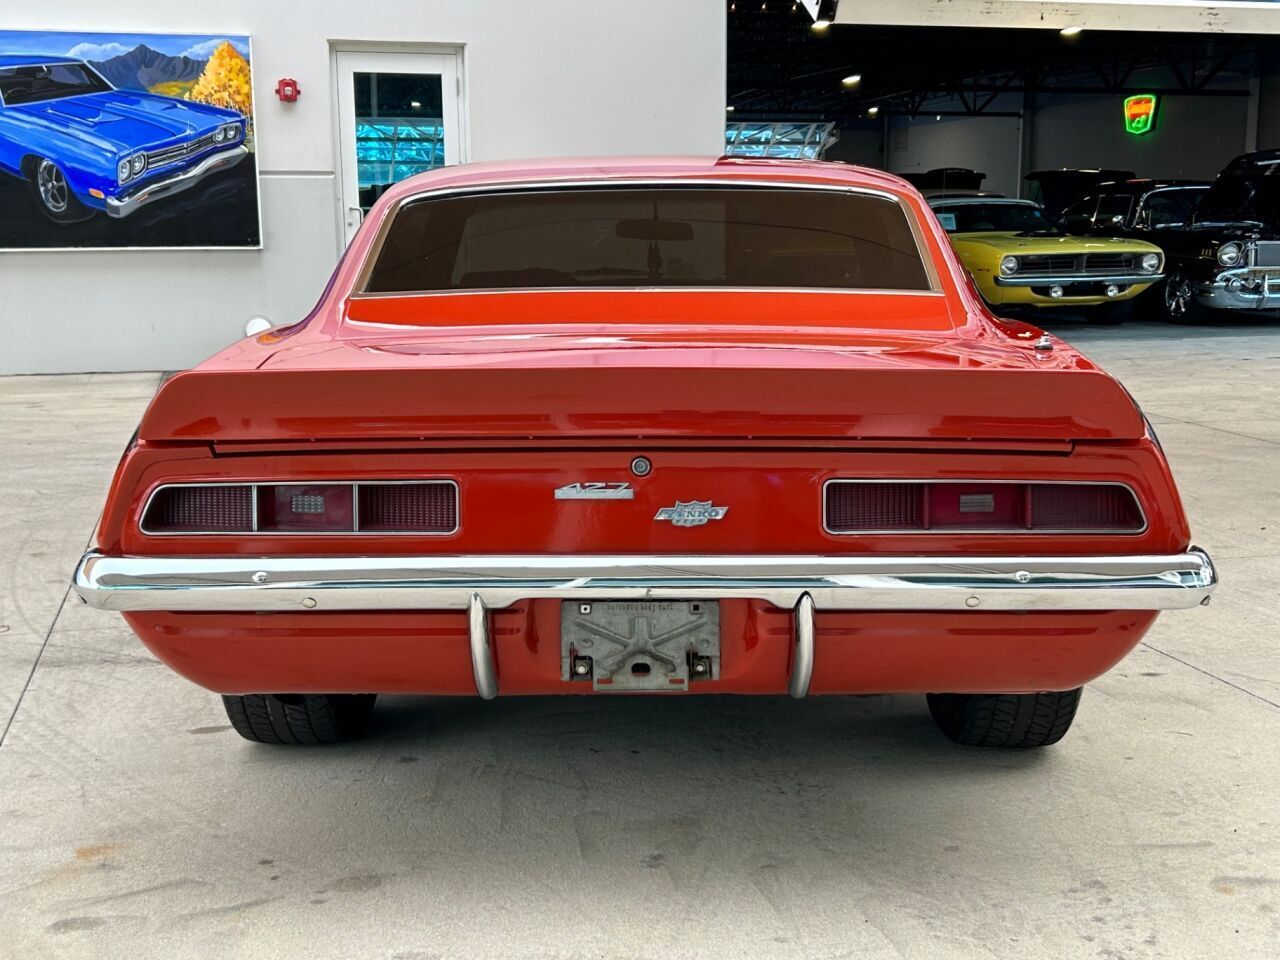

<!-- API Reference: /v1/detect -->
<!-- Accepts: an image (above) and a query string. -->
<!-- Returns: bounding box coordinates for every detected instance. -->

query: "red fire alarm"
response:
[275,78,300,102]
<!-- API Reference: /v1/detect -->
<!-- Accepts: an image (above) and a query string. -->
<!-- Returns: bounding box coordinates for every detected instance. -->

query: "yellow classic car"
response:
[928,197,1164,321]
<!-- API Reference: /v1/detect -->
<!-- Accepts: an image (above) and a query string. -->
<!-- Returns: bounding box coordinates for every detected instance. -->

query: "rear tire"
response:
[222,693,377,744]
[926,689,1082,748]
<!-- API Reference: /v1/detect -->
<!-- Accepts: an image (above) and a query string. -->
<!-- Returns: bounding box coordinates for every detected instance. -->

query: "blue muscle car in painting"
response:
[0,54,247,222]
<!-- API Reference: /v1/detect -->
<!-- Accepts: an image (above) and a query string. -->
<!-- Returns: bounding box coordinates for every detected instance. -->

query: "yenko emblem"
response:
[654,501,729,527]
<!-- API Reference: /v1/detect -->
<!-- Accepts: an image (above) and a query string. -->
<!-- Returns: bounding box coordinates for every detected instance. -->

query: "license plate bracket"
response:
[561,600,720,692]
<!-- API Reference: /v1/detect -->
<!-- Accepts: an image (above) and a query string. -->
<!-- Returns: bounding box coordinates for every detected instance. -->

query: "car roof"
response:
[0,54,84,68]
[374,156,926,208]
[1091,179,1211,194]
[927,196,1038,208]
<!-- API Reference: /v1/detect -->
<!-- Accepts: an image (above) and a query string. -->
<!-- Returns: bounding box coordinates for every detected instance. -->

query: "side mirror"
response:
[244,316,272,337]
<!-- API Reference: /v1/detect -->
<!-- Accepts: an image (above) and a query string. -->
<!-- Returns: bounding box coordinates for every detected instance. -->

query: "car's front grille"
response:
[1019,254,1081,275]
[1017,253,1137,276]
[1084,253,1136,272]
[144,132,218,170]
[1253,242,1280,268]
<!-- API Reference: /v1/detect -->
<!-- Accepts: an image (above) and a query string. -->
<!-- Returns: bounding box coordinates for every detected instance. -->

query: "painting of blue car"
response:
[0,31,259,249]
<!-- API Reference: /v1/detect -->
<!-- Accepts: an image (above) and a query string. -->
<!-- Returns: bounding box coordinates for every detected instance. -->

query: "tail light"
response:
[141,481,457,535]
[824,481,1144,534]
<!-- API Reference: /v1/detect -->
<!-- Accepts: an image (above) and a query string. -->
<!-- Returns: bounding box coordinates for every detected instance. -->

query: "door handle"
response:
[346,206,364,228]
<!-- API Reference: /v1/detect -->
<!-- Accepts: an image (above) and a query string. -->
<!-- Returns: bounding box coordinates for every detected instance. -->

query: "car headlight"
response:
[1140,252,1161,273]
[117,159,132,184]
[1218,242,1243,266]
[224,123,240,141]
[213,126,226,143]
[129,154,146,177]
[999,255,1019,277]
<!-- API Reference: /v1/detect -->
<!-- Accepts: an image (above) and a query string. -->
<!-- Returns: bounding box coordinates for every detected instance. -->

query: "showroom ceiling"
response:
[728,7,1264,122]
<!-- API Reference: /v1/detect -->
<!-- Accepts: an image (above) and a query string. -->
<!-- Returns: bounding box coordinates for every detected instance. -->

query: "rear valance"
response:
[137,366,1144,443]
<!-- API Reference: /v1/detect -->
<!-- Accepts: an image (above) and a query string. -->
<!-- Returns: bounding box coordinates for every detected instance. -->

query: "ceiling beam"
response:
[833,0,1280,35]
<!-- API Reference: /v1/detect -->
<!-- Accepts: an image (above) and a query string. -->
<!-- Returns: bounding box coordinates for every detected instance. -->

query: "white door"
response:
[335,50,463,246]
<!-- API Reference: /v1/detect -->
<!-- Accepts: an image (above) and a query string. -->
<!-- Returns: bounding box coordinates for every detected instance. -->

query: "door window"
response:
[353,72,446,213]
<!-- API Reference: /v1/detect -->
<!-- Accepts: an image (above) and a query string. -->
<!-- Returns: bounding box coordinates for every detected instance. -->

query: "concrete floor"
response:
[0,321,1277,959]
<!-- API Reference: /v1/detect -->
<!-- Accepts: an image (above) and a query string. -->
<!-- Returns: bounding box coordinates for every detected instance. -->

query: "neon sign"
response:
[1124,94,1158,136]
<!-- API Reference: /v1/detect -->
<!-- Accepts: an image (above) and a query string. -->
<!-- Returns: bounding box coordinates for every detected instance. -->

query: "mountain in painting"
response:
[90,44,205,92]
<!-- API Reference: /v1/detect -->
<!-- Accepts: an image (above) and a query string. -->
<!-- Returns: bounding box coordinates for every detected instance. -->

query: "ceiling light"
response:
[410,100,422,109]
[935,114,941,121]
[842,74,862,86]
[867,105,880,117]
[726,105,735,112]
[811,19,831,31]
[1060,26,1083,37]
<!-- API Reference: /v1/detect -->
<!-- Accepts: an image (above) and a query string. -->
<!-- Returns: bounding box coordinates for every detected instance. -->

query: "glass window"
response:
[1096,194,1134,227]
[353,72,445,212]
[1061,197,1099,225]
[0,62,111,106]
[365,187,932,293]
[931,202,1054,234]
[1140,190,1205,228]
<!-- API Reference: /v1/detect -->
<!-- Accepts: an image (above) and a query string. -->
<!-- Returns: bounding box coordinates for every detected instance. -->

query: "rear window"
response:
[363,187,932,293]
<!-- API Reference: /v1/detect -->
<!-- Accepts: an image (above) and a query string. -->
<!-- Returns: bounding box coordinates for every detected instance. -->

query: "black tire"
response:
[1088,300,1132,325]
[1163,271,1212,324]
[26,157,94,224]
[926,688,1082,748]
[222,693,377,745]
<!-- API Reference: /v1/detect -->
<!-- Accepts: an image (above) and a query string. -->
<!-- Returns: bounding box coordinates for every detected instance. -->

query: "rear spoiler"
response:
[137,366,1144,443]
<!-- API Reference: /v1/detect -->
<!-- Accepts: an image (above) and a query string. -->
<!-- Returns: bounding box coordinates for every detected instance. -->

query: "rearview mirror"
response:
[615,219,695,241]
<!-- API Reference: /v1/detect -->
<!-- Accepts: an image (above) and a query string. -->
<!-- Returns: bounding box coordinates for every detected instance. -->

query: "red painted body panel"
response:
[124,605,1154,697]
[92,157,1195,697]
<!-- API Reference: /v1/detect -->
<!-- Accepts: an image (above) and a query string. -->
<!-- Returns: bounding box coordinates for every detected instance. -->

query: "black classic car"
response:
[1058,179,1210,316]
[1155,150,1280,322]
[1024,168,1136,219]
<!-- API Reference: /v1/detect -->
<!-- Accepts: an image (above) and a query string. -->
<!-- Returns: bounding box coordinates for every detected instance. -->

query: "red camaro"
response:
[74,156,1216,748]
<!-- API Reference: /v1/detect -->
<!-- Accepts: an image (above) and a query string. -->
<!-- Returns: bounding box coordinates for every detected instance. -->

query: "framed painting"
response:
[0,30,260,249]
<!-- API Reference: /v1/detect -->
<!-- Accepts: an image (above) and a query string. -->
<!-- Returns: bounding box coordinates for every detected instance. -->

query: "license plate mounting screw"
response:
[572,655,593,678]
[579,603,592,615]
[690,654,711,678]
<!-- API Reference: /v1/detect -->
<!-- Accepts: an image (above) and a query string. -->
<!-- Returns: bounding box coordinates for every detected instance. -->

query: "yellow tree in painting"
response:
[186,42,252,118]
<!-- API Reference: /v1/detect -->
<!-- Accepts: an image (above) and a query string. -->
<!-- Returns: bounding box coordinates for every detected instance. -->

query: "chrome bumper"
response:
[1197,267,1280,310]
[105,145,249,218]
[995,273,1162,287]
[74,550,1216,700]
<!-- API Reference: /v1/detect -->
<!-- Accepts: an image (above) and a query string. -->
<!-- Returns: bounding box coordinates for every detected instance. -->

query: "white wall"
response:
[0,1,726,374]
[886,112,1024,196]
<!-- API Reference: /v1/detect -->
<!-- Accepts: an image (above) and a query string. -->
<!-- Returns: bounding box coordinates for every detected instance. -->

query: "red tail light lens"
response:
[142,485,254,533]
[142,481,457,535]
[825,481,1143,534]
[358,483,457,533]
[1027,483,1143,531]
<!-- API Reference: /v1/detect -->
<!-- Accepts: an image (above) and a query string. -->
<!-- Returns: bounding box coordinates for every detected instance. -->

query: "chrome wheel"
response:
[36,159,69,214]
[1163,272,1205,324]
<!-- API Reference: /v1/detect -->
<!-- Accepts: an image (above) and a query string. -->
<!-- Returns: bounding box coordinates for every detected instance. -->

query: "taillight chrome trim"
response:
[821,479,1148,536]
[139,480,460,536]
